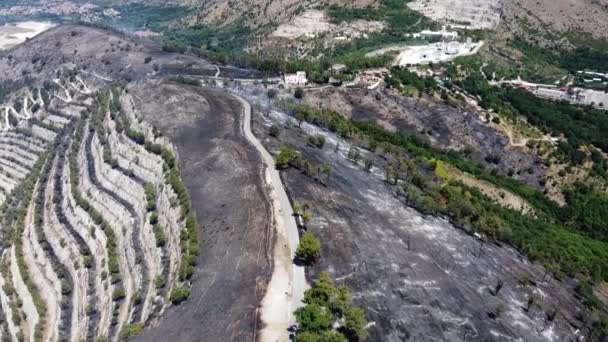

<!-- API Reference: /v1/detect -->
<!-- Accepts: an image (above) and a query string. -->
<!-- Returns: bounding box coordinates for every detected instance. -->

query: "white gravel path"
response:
[234,94,308,342]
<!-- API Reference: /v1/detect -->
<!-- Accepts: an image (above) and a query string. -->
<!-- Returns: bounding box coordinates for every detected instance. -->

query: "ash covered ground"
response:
[245,92,584,342]
[128,81,274,341]
[0,25,274,341]
[304,87,545,188]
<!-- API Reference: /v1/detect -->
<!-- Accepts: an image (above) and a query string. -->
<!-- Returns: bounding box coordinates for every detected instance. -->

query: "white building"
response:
[284,71,308,88]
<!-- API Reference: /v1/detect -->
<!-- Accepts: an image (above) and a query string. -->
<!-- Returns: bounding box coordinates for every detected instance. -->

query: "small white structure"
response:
[284,71,308,88]
[410,26,459,40]
[332,64,347,73]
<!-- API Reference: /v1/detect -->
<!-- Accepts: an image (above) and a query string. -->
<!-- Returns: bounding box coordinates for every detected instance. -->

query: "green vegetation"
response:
[98,4,191,32]
[145,182,157,212]
[119,322,145,340]
[328,0,436,42]
[117,91,199,282]
[70,99,122,285]
[295,272,368,341]
[274,146,301,169]
[561,185,608,243]
[269,125,281,138]
[295,232,321,264]
[290,104,608,281]
[169,286,191,304]
[0,141,52,340]
[111,84,198,302]
[510,39,608,74]
[385,66,438,95]
[273,145,332,183]
[560,47,608,72]
[155,275,166,289]
[308,134,326,149]
[458,74,608,154]
[112,287,126,301]
[162,24,252,63]
[154,1,435,80]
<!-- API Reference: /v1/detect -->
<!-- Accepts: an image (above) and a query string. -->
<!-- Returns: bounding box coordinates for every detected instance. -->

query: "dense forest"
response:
[560,47,608,72]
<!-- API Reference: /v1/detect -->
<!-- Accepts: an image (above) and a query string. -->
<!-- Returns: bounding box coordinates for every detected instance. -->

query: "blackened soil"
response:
[131,81,274,342]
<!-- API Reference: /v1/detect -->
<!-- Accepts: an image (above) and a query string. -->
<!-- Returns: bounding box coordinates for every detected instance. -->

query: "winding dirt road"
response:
[233,94,307,342]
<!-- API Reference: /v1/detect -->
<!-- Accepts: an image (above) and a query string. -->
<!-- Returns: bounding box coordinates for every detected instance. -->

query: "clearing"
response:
[0,21,54,50]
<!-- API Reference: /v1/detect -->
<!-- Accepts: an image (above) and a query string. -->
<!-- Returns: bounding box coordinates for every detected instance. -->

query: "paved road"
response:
[233,94,307,341]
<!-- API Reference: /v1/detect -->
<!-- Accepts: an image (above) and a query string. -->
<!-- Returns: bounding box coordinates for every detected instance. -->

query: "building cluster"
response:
[396,38,479,66]
[518,83,607,109]
[577,71,608,86]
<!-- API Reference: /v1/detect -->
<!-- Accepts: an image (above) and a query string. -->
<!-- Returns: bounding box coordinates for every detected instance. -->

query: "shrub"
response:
[267,89,278,99]
[169,286,191,304]
[119,323,144,340]
[308,134,326,148]
[294,87,304,99]
[155,275,166,289]
[112,287,126,301]
[343,307,368,340]
[295,232,321,264]
[274,146,300,169]
[269,125,281,138]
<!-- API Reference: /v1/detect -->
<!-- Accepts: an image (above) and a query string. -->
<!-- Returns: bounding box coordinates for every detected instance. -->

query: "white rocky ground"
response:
[0,73,189,341]
[272,9,385,40]
[407,0,502,30]
[0,22,55,50]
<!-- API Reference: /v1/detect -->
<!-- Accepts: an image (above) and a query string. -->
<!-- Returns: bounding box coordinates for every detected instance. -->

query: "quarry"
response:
[393,39,483,66]
[407,0,502,30]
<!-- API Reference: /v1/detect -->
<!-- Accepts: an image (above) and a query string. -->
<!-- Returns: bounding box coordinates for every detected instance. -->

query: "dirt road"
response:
[233,94,307,342]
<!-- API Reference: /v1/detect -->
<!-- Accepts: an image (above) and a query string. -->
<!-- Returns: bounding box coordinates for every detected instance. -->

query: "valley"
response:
[0,0,607,341]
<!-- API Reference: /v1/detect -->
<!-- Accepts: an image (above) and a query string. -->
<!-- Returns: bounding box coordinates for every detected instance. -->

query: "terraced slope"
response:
[0,72,198,341]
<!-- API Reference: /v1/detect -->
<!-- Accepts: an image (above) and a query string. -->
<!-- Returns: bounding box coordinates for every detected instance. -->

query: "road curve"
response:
[232,94,307,342]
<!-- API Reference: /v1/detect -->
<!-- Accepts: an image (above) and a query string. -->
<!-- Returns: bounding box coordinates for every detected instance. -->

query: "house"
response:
[331,64,347,74]
[284,71,308,88]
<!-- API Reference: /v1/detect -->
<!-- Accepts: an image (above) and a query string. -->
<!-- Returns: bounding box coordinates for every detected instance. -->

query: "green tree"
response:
[294,87,305,99]
[274,146,299,169]
[304,272,336,306]
[343,307,368,341]
[331,285,352,316]
[296,232,321,264]
[295,303,333,333]
[321,331,348,342]
[269,125,281,138]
